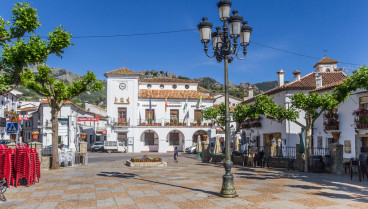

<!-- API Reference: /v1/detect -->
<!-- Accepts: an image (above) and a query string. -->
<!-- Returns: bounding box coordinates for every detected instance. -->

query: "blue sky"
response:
[1,0,367,84]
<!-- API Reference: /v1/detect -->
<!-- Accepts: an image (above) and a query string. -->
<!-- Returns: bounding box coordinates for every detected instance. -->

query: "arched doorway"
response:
[140,130,159,152]
[166,130,185,152]
[192,130,208,144]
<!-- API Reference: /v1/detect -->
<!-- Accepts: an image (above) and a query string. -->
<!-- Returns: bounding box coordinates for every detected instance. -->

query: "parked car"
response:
[91,142,104,152]
[0,140,10,145]
[103,141,126,153]
[185,144,197,154]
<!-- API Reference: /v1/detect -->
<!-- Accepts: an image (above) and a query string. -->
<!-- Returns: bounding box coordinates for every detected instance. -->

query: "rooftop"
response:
[104,67,140,77]
[243,71,347,104]
[313,57,339,68]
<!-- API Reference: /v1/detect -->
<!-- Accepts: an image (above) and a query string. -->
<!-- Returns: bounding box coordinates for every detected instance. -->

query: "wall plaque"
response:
[344,140,351,153]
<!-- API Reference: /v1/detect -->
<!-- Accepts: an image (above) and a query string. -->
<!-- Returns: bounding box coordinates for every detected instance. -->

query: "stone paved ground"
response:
[1,153,368,209]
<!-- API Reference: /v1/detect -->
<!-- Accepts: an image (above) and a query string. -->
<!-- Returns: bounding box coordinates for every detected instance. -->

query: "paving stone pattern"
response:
[1,154,367,209]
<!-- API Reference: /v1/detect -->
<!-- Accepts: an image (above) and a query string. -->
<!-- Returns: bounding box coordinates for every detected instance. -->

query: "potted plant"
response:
[174,117,179,125]
[148,116,153,125]
[331,130,341,140]
[81,133,87,140]
[203,135,208,141]
[197,116,202,126]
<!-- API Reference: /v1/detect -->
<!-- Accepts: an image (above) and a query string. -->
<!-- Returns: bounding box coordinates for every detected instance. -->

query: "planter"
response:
[32,132,39,140]
[81,133,87,140]
[332,133,340,140]
[203,135,208,141]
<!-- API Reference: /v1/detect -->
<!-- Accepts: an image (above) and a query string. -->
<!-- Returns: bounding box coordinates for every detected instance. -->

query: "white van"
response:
[103,141,126,153]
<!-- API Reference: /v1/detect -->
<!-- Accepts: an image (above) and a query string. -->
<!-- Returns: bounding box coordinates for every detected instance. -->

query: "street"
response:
[1,152,367,208]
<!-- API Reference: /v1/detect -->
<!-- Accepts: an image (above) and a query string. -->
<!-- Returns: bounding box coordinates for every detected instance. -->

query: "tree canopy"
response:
[0,3,72,94]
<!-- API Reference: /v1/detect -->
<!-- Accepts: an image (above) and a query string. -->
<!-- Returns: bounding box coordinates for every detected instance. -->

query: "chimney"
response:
[293,70,301,81]
[277,69,285,87]
[248,87,254,98]
[243,93,249,101]
[315,73,322,88]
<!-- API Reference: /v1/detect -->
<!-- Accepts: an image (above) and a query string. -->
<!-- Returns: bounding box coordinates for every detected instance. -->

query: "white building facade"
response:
[242,57,349,156]
[0,90,22,141]
[105,67,219,153]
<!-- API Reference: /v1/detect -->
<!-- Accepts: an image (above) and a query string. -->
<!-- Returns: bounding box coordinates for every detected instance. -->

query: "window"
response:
[172,84,177,89]
[118,133,127,145]
[145,132,154,145]
[194,110,202,121]
[359,96,368,109]
[170,109,179,122]
[326,68,331,72]
[147,84,152,89]
[145,109,155,122]
[160,84,164,89]
[118,108,127,123]
[169,132,179,145]
[185,85,189,89]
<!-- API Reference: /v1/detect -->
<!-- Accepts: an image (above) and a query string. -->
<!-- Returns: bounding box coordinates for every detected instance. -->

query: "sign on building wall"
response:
[344,140,351,153]
[77,117,100,122]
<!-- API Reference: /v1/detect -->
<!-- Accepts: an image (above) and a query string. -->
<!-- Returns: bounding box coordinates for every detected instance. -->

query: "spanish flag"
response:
[165,98,168,111]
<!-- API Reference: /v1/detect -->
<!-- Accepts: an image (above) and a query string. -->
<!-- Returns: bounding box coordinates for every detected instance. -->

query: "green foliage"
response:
[21,65,104,109]
[0,3,72,94]
[291,92,338,120]
[333,65,368,102]
[178,76,190,80]
[196,116,202,125]
[203,106,220,124]
[174,117,178,124]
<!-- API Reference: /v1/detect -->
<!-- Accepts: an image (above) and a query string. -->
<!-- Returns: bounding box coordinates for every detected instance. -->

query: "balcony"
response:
[137,119,212,127]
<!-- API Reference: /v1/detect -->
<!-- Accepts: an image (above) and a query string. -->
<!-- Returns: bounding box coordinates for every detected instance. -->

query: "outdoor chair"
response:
[358,154,368,180]
[349,158,361,181]
[254,151,265,168]
[287,158,295,171]
[0,179,7,202]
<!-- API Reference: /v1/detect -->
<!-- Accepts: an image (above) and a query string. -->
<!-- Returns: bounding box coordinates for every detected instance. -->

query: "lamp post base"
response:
[220,174,238,198]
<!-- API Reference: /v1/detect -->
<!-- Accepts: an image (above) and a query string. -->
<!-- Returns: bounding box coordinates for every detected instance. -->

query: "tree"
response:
[255,93,337,172]
[0,3,72,94]
[203,102,258,134]
[21,65,104,169]
[333,66,368,102]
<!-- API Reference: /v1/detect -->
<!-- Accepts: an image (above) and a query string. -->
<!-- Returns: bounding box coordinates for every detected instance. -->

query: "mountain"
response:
[254,81,290,92]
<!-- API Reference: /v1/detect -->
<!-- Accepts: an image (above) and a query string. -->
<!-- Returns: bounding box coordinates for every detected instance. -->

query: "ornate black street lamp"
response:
[197,0,252,198]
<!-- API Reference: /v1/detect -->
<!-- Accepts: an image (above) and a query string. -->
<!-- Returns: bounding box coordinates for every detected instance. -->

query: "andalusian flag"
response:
[183,97,188,112]
[198,95,202,105]
[165,98,168,111]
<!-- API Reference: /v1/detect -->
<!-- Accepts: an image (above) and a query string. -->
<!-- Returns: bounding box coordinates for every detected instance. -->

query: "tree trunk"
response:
[51,108,60,169]
[304,124,312,172]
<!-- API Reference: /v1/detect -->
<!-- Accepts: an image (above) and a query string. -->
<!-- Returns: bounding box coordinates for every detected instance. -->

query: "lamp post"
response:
[197,0,252,198]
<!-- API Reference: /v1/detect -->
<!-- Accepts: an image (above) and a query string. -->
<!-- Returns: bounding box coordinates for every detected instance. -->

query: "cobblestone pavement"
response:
[1,153,368,209]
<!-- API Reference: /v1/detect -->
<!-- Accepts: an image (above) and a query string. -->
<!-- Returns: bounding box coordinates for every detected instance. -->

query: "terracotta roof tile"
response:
[198,86,210,93]
[312,79,346,92]
[243,72,347,104]
[104,67,140,77]
[313,57,338,68]
[140,77,198,83]
[41,100,72,104]
[19,107,38,112]
[139,89,213,99]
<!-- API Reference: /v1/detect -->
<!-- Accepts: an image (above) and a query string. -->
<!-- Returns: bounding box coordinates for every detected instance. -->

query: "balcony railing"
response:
[137,119,212,127]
